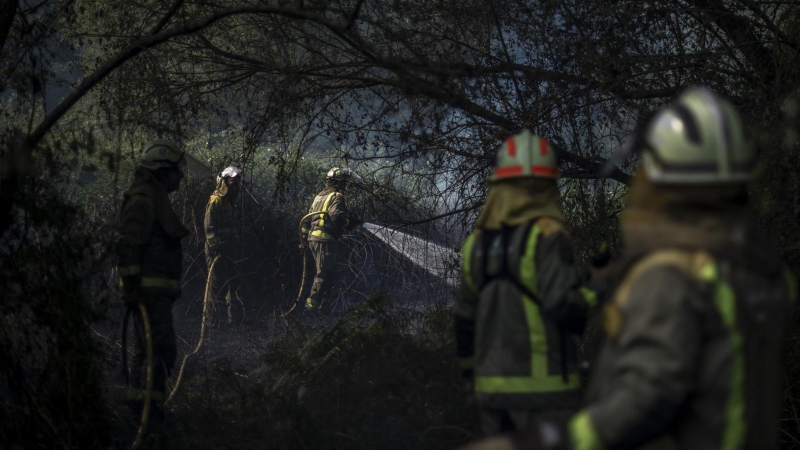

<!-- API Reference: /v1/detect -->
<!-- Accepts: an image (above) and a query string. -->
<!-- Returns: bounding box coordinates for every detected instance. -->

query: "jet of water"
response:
[361,222,459,285]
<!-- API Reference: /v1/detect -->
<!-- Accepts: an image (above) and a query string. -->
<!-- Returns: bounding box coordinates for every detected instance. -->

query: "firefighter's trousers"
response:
[307,240,339,310]
[206,250,242,324]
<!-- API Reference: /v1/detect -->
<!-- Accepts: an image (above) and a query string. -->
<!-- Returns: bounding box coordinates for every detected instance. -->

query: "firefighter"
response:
[116,140,195,426]
[454,130,599,436]
[462,89,796,450]
[300,167,362,313]
[205,165,244,325]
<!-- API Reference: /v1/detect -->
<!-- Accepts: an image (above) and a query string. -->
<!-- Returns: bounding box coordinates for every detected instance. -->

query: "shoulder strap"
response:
[507,222,542,304]
[614,249,714,310]
[466,222,543,305]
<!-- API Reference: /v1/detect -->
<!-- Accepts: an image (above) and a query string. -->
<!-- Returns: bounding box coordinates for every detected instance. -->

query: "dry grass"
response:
[168,296,477,450]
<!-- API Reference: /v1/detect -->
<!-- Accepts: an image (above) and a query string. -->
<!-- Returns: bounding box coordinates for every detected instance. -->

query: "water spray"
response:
[361,222,459,286]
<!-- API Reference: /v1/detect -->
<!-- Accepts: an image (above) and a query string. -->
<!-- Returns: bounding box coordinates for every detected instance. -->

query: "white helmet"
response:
[326,167,362,182]
[216,165,243,184]
[640,87,755,184]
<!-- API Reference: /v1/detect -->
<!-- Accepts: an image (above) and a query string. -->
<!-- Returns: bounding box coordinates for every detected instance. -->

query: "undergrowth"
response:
[170,295,477,450]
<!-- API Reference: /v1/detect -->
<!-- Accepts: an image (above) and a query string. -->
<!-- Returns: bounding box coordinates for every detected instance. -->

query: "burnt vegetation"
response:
[2,0,800,448]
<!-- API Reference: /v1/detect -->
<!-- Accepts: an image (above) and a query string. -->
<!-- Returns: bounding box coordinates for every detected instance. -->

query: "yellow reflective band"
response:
[118,265,141,277]
[310,229,335,240]
[580,287,598,308]
[301,227,310,234]
[510,225,579,392]
[521,226,545,378]
[305,298,314,309]
[474,374,580,393]
[141,278,180,290]
[519,225,540,294]
[698,262,745,450]
[462,234,478,295]
[458,357,475,370]
[569,411,604,450]
[318,192,337,226]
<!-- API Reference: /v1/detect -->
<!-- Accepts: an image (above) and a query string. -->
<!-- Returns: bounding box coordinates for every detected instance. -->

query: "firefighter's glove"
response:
[511,417,571,450]
[346,216,363,231]
[122,274,141,295]
[299,235,308,250]
[121,276,151,309]
[123,293,153,309]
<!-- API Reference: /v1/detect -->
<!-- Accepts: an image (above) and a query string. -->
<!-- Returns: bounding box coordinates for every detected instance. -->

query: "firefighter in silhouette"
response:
[205,165,244,325]
[300,167,362,313]
[460,89,795,450]
[117,140,200,426]
[454,130,600,436]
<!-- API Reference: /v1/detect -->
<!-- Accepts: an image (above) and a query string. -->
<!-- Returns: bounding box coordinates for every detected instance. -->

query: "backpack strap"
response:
[465,218,566,302]
[615,250,714,309]
[604,249,714,338]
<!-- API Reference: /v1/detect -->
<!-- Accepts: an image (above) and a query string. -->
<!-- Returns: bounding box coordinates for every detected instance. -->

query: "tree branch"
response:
[27,4,349,148]
[0,0,18,55]
[149,0,185,35]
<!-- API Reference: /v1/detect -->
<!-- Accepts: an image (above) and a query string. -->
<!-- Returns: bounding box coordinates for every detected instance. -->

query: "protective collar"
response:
[474,178,565,230]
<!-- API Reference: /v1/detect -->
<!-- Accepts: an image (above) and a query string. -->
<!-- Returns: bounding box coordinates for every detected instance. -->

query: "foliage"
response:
[170,296,476,450]
[0,145,113,448]
[2,0,800,448]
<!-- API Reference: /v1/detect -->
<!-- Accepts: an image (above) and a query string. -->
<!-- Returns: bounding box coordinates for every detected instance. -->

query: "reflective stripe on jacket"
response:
[570,249,794,450]
[454,218,595,410]
[302,188,351,242]
[116,178,185,298]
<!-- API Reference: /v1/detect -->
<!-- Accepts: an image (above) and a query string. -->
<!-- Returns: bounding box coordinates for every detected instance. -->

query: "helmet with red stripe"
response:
[488,130,558,182]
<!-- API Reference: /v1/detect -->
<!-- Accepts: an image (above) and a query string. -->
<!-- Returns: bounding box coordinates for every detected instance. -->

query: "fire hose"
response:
[280,211,330,317]
[121,254,220,445]
[121,302,154,449]
[166,255,219,405]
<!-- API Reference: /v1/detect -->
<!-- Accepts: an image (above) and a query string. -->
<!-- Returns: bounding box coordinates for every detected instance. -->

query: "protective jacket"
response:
[454,216,597,411]
[204,179,236,252]
[116,170,188,298]
[301,187,355,242]
[569,210,795,450]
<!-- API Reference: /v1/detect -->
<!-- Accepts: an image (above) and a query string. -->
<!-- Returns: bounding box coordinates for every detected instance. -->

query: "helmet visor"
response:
[182,152,211,179]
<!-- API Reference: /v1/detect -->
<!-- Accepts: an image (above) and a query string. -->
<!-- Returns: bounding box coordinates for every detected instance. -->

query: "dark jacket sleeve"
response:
[326,193,356,234]
[454,234,478,377]
[581,267,702,449]
[116,195,155,292]
[535,231,596,334]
